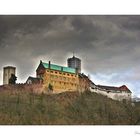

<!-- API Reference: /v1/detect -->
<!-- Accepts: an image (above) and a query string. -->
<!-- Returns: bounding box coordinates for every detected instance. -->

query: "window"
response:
[27,80,32,84]
[67,73,70,76]
[55,75,58,78]
[51,71,53,73]
[55,71,58,74]
[72,78,75,81]
[51,75,54,78]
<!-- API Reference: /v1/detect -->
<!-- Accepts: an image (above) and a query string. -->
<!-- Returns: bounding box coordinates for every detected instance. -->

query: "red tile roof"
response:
[97,85,132,93]
[119,85,132,93]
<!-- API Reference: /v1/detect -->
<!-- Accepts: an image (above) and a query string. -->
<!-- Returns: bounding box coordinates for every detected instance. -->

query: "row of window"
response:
[53,86,77,90]
[50,75,77,82]
[50,81,77,88]
[50,80,77,85]
[47,70,76,77]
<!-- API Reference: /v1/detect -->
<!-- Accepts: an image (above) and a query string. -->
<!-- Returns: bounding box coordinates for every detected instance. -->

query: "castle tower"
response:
[3,66,16,85]
[67,54,81,73]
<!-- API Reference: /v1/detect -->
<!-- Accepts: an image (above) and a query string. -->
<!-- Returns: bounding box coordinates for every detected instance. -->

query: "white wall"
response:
[90,87,131,101]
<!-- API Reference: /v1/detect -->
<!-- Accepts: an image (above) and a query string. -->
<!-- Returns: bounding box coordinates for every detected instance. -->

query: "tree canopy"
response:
[9,74,17,84]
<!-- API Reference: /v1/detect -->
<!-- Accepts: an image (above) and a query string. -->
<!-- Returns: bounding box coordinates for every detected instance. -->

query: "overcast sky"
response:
[0,15,140,96]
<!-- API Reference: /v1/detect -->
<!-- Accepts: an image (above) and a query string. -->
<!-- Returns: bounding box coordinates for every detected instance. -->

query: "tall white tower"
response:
[3,66,16,85]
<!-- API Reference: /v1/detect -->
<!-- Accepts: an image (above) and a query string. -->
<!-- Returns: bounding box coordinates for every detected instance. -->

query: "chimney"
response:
[61,67,63,71]
[49,61,51,69]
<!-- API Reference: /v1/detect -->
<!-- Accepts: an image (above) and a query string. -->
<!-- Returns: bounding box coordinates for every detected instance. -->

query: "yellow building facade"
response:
[36,61,79,93]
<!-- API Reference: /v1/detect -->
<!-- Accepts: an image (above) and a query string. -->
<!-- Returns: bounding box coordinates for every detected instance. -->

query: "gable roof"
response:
[97,85,132,93]
[26,76,42,84]
[119,85,132,93]
[79,73,88,78]
[97,85,121,91]
[79,73,96,86]
[38,61,76,74]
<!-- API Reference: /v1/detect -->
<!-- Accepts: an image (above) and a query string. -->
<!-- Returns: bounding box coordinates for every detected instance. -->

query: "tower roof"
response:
[68,56,81,61]
[3,66,16,69]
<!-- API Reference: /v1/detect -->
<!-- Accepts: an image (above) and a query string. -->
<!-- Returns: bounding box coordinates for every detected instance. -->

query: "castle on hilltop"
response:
[26,55,132,101]
[1,54,132,101]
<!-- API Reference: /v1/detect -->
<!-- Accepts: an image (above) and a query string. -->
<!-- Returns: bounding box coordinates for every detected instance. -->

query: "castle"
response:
[26,55,90,93]
[2,55,132,101]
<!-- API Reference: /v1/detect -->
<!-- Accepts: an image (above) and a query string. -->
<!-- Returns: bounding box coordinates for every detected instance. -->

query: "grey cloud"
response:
[0,15,140,95]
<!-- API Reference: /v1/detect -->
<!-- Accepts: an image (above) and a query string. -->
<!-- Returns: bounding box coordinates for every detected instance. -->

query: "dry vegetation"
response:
[0,91,139,125]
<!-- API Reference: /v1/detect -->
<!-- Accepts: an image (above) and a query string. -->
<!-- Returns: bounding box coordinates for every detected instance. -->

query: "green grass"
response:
[0,91,139,125]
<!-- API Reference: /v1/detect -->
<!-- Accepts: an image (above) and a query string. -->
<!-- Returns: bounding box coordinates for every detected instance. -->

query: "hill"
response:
[0,91,139,124]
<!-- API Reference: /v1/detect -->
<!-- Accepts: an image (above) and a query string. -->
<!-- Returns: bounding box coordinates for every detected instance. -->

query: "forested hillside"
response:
[0,91,139,125]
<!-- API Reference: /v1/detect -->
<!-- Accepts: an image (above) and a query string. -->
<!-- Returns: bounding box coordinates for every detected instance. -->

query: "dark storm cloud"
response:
[0,15,140,95]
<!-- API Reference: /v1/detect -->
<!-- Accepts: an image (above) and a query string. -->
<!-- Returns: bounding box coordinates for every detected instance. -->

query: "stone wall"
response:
[0,83,44,94]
